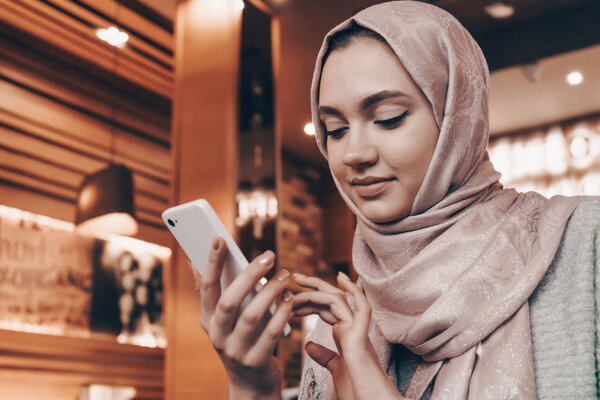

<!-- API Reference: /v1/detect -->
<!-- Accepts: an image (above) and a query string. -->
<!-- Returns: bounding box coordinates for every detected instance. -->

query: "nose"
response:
[342,128,378,168]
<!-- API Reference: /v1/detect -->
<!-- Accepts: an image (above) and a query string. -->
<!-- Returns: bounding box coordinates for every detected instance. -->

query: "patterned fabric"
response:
[301,1,583,399]
[392,197,600,399]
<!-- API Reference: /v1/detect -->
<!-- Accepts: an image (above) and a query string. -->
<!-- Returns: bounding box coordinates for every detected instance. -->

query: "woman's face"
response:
[319,38,439,223]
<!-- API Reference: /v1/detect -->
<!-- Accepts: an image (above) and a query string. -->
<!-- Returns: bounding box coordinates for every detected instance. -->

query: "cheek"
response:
[327,144,346,182]
[383,128,437,183]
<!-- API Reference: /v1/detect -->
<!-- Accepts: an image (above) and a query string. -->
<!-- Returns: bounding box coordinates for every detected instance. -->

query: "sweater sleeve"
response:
[593,201,600,397]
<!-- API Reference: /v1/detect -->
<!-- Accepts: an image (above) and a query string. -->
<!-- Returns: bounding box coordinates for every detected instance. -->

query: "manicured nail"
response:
[338,271,351,281]
[283,289,293,302]
[212,237,219,250]
[293,272,305,280]
[258,251,275,267]
[277,269,290,281]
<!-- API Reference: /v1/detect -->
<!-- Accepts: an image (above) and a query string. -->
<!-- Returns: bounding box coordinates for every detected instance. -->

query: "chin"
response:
[359,202,409,224]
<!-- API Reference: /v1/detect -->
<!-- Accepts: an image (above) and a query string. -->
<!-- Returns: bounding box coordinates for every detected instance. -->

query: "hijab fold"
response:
[300,2,582,399]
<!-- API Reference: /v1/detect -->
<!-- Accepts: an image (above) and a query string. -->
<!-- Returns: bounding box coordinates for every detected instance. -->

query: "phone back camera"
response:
[168,219,175,227]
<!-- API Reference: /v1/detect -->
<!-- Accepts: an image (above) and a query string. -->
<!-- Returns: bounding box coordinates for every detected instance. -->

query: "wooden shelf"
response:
[0,329,163,400]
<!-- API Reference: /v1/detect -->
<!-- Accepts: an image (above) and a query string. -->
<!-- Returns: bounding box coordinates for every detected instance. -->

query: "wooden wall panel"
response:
[0,8,172,246]
[0,329,163,400]
[0,2,172,399]
[0,0,173,98]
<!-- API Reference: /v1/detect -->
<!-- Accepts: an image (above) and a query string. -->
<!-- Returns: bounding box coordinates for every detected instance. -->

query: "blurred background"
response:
[0,0,598,399]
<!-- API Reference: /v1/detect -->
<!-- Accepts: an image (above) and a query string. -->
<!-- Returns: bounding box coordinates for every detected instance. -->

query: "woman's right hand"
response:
[190,237,293,400]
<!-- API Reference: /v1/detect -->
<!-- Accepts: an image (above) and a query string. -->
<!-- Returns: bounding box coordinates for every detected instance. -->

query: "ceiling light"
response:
[96,26,129,48]
[484,2,515,19]
[566,71,583,85]
[304,123,315,136]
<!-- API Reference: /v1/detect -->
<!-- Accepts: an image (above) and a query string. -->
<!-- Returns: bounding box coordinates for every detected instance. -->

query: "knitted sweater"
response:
[394,196,600,399]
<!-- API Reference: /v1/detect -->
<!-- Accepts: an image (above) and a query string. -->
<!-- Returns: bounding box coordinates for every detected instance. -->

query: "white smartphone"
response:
[162,199,290,336]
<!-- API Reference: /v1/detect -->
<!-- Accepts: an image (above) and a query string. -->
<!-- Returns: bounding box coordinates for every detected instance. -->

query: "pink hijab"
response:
[300,1,582,399]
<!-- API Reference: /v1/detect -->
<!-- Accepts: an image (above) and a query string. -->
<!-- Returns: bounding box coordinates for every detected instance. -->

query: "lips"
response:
[350,176,395,197]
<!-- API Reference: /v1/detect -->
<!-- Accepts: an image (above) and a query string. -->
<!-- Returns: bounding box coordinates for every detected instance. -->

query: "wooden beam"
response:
[165,0,243,398]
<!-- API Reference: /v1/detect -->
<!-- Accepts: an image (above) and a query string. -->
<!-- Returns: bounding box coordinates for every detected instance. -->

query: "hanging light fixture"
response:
[76,2,138,237]
[76,164,138,236]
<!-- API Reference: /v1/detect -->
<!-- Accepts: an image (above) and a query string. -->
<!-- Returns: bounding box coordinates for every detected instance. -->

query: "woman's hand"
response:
[190,237,293,400]
[293,272,404,400]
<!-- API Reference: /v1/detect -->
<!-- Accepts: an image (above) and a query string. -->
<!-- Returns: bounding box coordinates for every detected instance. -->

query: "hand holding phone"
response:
[162,199,293,397]
[162,199,291,336]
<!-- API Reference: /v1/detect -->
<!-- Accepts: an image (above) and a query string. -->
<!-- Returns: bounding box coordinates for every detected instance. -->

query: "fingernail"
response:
[293,272,305,280]
[283,289,293,302]
[277,269,290,281]
[212,237,219,250]
[258,251,275,267]
[338,271,350,281]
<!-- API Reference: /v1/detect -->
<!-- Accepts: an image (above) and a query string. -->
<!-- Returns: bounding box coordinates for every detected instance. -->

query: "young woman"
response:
[192,2,600,399]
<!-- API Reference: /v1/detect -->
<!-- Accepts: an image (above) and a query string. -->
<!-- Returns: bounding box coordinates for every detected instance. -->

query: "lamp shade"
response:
[76,164,138,236]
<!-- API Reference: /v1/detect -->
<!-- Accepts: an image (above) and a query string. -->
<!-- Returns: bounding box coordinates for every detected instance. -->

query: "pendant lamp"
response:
[76,164,138,236]
[76,2,137,237]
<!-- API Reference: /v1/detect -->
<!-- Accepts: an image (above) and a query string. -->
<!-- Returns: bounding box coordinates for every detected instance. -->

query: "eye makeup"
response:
[374,110,409,129]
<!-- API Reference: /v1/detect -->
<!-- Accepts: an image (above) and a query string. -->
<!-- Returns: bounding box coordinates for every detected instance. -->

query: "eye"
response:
[325,127,347,139]
[375,110,409,128]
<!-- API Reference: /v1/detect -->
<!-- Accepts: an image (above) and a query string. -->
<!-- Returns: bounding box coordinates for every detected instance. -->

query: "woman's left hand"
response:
[293,272,404,400]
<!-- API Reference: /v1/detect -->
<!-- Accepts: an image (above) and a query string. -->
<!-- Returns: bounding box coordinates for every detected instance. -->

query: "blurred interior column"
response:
[167,1,242,398]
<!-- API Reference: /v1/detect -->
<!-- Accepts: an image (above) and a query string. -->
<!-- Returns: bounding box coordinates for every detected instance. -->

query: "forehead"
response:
[319,39,417,106]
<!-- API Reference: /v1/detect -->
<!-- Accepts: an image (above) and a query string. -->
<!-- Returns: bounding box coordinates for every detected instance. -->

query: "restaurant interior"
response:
[0,0,598,399]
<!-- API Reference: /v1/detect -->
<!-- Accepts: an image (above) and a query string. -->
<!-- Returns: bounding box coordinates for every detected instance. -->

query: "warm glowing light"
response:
[98,233,172,260]
[484,2,515,19]
[545,126,568,175]
[236,190,278,227]
[0,205,74,231]
[304,123,315,136]
[0,205,170,259]
[522,134,545,176]
[582,173,600,196]
[81,384,136,400]
[488,138,512,182]
[77,212,138,237]
[510,139,526,180]
[566,71,583,86]
[570,135,589,159]
[0,321,77,337]
[267,196,278,218]
[96,26,129,48]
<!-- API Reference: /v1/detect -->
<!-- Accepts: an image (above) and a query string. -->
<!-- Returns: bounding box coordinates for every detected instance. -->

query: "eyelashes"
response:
[325,127,347,139]
[374,110,409,128]
[324,110,410,139]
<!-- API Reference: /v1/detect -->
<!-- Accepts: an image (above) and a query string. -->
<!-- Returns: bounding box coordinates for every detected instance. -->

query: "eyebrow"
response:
[318,90,411,116]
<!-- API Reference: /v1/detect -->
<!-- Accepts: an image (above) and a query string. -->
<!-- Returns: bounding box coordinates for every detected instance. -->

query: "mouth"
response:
[350,176,395,198]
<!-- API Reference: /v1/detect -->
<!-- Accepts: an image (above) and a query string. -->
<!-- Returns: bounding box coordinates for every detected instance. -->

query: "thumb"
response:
[305,341,354,399]
[305,341,338,369]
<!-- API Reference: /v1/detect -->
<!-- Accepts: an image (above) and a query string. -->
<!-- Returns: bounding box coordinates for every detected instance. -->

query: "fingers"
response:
[305,342,355,400]
[294,273,343,294]
[211,250,275,340]
[293,303,339,325]
[293,291,354,323]
[191,266,202,294]
[337,272,371,330]
[244,289,294,366]
[199,237,227,328]
[233,269,291,346]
